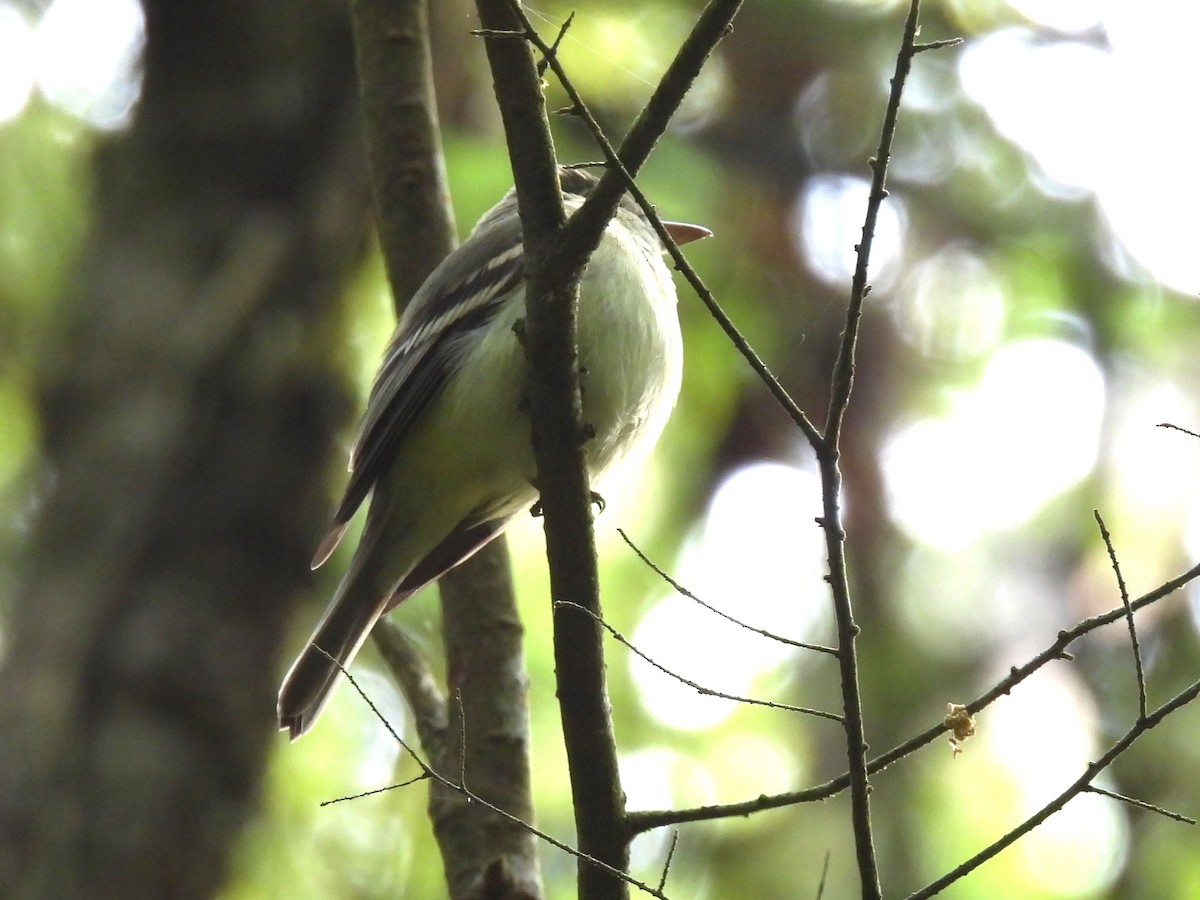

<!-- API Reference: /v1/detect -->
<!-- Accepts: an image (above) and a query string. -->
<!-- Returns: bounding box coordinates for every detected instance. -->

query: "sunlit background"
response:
[3,0,1200,897]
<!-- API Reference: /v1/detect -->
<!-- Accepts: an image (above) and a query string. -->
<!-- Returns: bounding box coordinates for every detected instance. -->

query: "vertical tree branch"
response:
[351,1,541,896]
[1093,509,1147,720]
[433,556,541,900]
[351,0,457,302]
[473,2,744,896]
[473,2,625,897]
[817,2,931,897]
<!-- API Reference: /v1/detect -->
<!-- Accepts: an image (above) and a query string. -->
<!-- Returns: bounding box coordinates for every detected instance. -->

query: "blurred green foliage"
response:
[4,0,1200,898]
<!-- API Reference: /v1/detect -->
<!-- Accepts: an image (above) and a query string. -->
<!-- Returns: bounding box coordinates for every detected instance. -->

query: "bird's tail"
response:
[277,537,393,740]
[278,515,506,738]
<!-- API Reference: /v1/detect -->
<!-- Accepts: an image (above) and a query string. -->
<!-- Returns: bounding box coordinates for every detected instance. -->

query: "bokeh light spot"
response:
[883,338,1105,548]
[893,244,1006,362]
[0,4,35,123]
[34,0,144,129]
[631,462,830,730]
[792,173,904,289]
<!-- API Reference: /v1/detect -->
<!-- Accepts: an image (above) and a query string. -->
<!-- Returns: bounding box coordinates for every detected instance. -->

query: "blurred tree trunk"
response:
[0,3,369,898]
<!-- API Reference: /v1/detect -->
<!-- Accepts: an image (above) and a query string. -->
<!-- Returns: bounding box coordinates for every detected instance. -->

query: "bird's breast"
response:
[575,222,683,478]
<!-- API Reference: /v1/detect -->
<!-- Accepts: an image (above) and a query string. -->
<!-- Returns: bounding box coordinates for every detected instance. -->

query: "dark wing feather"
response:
[381,517,508,613]
[312,168,603,567]
[311,216,526,567]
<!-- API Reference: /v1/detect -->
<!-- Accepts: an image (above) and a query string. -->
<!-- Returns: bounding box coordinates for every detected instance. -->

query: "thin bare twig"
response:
[556,601,842,723]
[656,831,679,894]
[814,2,937,895]
[321,651,674,899]
[535,10,573,76]
[905,675,1200,899]
[625,558,1200,835]
[1083,785,1196,825]
[371,619,447,757]
[470,27,524,38]
[617,529,837,655]
[1093,509,1147,719]
[505,0,820,444]
[1157,422,1200,439]
[323,773,429,805]
[913,38,963,53]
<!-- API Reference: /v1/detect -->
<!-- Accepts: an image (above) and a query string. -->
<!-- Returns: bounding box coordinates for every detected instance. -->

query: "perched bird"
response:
[277,168,710,738]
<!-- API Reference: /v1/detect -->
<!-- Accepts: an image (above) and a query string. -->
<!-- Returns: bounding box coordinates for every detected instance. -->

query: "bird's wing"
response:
[312,218,525,568]
[381,517,509,613]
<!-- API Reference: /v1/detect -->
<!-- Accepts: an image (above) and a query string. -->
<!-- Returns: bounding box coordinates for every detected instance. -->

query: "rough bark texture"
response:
[0,3,369,897]
[352,1,542,895]
[435,552,542,900]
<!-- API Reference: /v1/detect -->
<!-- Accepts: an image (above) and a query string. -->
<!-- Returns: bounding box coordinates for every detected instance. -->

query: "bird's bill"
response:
[662,221,713,246]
